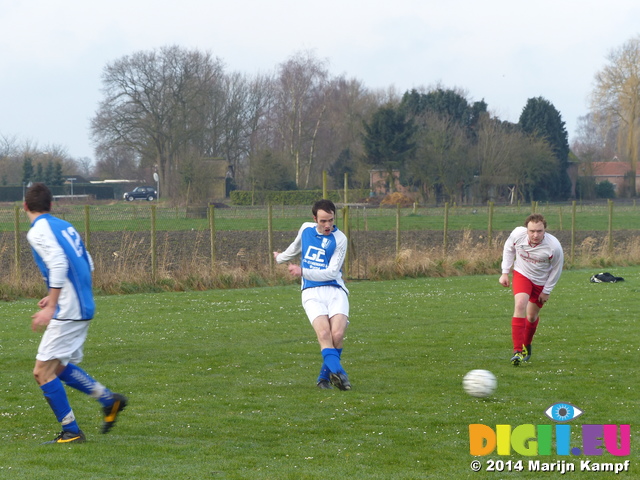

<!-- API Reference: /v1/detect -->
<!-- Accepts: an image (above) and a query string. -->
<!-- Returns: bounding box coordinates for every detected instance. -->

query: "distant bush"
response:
[380,192,414,207]
[0,184,116,202]
[596,180,616,199]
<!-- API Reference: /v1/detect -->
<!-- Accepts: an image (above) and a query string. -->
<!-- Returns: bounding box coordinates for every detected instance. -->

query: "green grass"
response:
[1,267,638,479]
[1,202,640,232]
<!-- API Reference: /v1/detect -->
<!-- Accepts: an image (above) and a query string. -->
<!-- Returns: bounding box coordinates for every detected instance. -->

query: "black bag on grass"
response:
[590,272,625,283]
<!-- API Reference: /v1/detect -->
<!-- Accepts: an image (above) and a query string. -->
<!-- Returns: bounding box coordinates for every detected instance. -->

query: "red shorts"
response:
[512,270,544,308]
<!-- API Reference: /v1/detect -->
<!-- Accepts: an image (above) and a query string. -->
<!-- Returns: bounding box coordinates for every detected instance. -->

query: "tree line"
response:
[2,36,640,203]
[88,45,574,204]
[573,34,640,197]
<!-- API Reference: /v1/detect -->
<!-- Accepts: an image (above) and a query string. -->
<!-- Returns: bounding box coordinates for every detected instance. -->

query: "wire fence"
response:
[1,200,639,290]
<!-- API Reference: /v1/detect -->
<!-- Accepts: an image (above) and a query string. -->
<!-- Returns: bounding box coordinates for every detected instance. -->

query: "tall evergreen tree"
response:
[35,163,44,183]
[518,97,571,200]
[22,158,34,184]
[53,162,65,186]
[44,160,55,185]
[328,149,359,188]
[362,105,416,191]
[400,88,487,136]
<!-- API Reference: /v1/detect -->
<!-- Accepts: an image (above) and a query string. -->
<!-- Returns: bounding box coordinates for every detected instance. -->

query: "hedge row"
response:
[0,185,116,202]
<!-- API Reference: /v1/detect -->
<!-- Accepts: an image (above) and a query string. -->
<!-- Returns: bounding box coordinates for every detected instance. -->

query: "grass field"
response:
[1,202,639,232]
[1,267,638,479]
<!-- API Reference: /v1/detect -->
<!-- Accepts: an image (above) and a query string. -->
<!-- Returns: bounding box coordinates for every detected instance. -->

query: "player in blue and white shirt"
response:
[24,183,127,444]
[274,199,352,390]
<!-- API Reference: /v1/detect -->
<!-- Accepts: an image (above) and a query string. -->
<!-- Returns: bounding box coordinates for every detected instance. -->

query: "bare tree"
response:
[508,134,558,202]
[414,112,473,204]
[94,144,140,179]
[92,45,226,199]
[0,134,21,184]
[474,117,522,202]
[74,157,95,178]
[238,73,276,188]
[199,71,273,190]
[271,50,329,188]
[572,113,618,162]
[0,134,19,157]
[591,35,640,195]
[313,76,376,188]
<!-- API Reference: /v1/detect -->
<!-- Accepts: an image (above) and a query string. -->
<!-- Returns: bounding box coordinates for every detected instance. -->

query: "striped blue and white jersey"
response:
[276,222,349,294]
[27,213,95,321]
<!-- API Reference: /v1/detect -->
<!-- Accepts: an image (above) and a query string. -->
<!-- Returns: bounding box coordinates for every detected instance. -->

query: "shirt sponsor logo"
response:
[304,246,326,265]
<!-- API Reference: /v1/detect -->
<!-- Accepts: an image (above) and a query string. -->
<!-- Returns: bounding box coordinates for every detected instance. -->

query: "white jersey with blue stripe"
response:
[27,213,95,321]
[276,222,349,294]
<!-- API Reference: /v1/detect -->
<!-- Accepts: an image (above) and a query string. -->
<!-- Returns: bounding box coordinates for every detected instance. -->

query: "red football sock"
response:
[524,317,539,346]
[511,317,526,352]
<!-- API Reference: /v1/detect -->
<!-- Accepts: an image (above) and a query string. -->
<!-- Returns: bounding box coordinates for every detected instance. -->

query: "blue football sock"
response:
[59,363,113,407]
[318,363,330,382]
[40,378,80,433]
[321,348,346,375]
[318,348,344,381]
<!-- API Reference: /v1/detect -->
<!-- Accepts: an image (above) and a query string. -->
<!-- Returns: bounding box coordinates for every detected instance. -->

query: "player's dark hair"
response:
[24,182,52,213]
[524,213,546,229]
[312,199,336,217]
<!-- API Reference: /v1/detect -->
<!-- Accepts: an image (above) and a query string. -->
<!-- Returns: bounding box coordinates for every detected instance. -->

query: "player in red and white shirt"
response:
[499,214,564,366]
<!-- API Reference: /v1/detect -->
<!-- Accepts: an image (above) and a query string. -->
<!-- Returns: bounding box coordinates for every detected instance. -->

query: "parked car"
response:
[123,186,157,201]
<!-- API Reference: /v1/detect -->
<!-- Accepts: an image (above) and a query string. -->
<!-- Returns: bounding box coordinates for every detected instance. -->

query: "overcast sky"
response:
[1,0,639,161]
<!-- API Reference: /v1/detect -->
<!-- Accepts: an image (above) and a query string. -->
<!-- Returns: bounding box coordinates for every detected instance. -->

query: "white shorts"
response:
[301,286,349,324]
[36,320,90,365]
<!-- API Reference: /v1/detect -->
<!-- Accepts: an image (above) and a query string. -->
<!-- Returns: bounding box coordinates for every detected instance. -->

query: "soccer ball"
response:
[463,369,497,398]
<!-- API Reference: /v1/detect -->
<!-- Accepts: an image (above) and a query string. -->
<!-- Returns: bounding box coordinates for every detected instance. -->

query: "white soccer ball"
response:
[463,369,497,398]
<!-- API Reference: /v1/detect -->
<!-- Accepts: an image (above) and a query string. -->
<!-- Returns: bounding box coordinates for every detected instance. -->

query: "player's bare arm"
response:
[31,288,61,332]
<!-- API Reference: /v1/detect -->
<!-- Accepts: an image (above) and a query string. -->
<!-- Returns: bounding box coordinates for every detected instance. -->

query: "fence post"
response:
[571,201,576,264]
[487,201,494,247]
[343,205,349,278]
[607,199,613,255]
[443,202,449,254]
[268,203,274,273]
[364,206,368,231]
[84,205,91,252]
[395,203,401,257]
[343,172,348,204]
[558,206,563,231]
[209,204,216,270]
[323,170,328,200]
[13,205,20,279]
[151,205,157,281]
